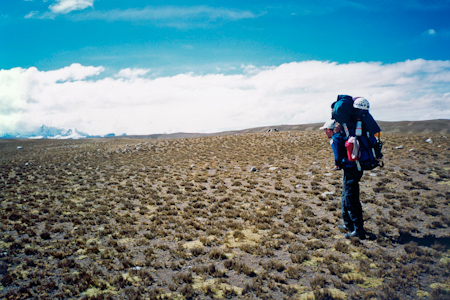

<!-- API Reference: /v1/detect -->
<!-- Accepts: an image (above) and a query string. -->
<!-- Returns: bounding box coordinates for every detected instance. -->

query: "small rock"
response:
[409,149,415,152]
[395,145,404,149]
[250,167,257,172]
[426,138,433,144]
[369,173,377,177]
[131,266,142,271]
[268,167,278,171]
[321,191,334,197]
[17,146,23,150]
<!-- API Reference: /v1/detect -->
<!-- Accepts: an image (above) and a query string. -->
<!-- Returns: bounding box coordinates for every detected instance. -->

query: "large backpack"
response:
[331,95,384,171]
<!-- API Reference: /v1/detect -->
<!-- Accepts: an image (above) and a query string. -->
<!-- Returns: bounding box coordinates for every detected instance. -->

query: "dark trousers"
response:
[341,167,364,233]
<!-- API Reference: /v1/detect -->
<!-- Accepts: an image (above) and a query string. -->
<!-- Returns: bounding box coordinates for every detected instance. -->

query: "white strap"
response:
[343,123,349,137]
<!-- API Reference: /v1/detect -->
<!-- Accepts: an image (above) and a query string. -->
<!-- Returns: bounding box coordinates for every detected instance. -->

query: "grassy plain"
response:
[1,131,450,299]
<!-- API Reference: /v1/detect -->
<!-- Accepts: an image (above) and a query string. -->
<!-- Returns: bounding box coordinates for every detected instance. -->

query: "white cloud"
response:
[49,0,94,14]
[0,63,103,132]
[422,28,437,36]
[24,0,94,19]
[74,6,257,27]
[24,11,39,19]
[115,68,150,79]
[25,4,257,24]
[1,60,450,135]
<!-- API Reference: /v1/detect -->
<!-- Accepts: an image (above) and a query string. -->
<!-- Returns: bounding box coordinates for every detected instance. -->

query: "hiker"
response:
[320,120,344,170]
[321,118,366,239]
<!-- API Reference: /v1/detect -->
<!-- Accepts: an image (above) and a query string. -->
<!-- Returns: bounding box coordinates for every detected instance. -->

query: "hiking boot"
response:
[338,225,352,232]
[345,230,366,240]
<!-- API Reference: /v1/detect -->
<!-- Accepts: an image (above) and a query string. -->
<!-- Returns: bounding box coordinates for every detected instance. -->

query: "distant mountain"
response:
[123,119,450,139]
[0,125,92,139]
[377,119,450,135]
[120,119,449,140]
[1,119,448,140]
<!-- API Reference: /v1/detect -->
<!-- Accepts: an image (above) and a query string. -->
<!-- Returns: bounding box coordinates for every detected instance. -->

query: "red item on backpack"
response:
[345,136,360,162]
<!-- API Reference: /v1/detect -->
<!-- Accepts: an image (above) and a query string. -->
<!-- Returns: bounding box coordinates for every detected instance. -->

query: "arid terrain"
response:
[1,128,450,299]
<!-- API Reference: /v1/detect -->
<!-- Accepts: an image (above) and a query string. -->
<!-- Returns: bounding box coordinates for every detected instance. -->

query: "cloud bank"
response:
[1,60,449,135]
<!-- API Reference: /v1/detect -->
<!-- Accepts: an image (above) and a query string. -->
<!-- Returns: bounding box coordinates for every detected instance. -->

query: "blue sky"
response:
[3,0,450,73]
[1,0,450,135]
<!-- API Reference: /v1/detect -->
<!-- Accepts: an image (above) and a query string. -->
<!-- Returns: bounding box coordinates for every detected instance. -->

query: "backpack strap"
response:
[342,123,350,138]
[367,131,377,158]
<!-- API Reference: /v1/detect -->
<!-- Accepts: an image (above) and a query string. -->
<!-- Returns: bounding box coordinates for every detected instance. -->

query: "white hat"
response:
[319,119,336,130]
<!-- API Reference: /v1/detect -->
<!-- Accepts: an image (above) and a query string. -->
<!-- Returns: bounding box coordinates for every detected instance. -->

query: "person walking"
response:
[320,119,366,239]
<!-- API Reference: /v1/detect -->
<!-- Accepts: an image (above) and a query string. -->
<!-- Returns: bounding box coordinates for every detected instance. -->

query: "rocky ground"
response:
[1,131,449,299]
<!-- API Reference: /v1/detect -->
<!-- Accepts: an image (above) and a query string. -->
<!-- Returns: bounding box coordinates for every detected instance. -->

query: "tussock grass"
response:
[1,132,449,299]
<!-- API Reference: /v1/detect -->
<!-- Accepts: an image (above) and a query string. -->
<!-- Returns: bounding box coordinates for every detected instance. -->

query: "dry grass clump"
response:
[1,132,449,299]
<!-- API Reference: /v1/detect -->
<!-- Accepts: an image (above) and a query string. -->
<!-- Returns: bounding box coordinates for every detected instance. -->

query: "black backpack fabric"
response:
[357,130,383,171]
